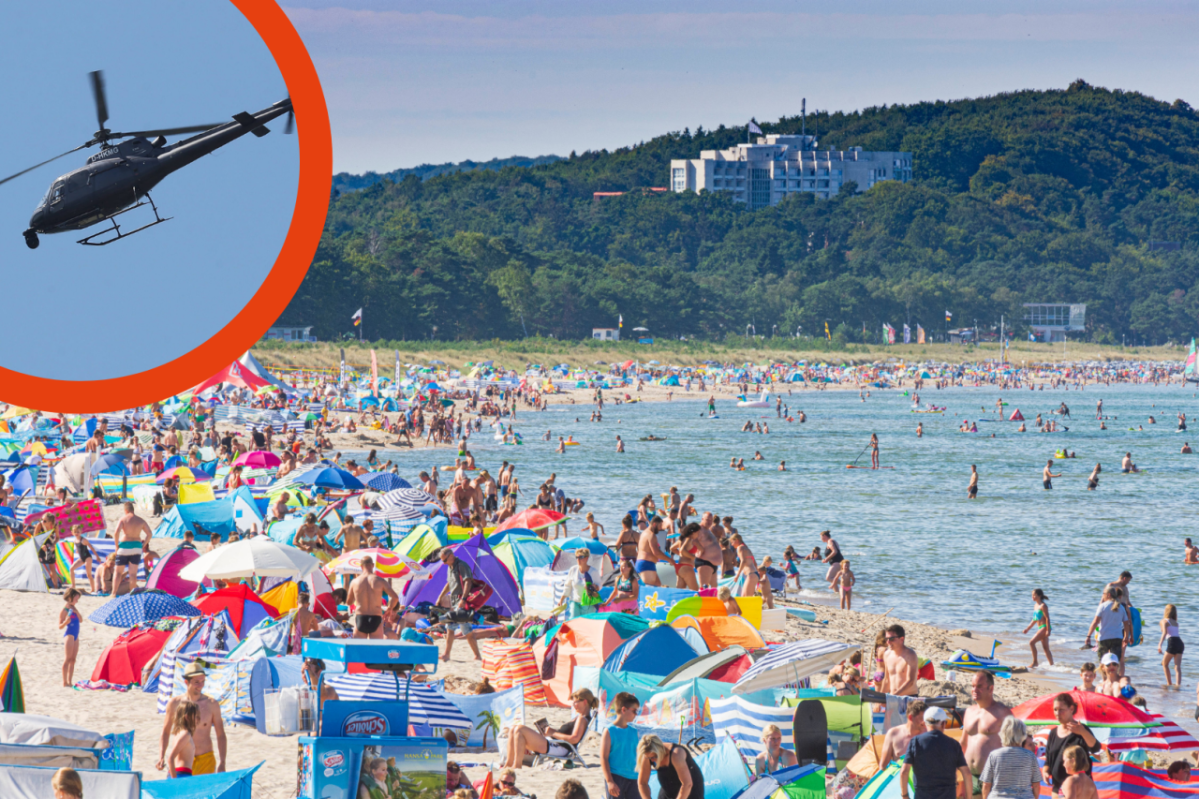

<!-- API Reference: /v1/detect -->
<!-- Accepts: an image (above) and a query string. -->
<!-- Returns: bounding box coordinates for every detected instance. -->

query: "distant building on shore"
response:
[592,327,620,341]
[1024,303,1086,343]
[670,134,912,209]
[263,326,316,343]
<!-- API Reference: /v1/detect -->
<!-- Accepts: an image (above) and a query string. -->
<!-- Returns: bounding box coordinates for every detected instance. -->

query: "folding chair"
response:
[530,739,587,769]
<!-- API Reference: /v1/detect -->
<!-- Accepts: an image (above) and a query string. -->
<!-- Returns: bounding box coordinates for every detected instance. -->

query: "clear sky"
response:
[0,2,298,381]
[282,0,1199,175]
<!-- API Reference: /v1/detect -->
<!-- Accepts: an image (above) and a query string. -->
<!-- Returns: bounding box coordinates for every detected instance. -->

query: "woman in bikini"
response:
[613,515,638,562]
[673,538,699,590]
[1021,588,1054,668]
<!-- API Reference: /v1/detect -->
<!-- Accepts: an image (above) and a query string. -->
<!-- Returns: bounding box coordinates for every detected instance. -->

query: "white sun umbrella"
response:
[731,638,859,694]
[377,487,438,513]
[179,537,320,581]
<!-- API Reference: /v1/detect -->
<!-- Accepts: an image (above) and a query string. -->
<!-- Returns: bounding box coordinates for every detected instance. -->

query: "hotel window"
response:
[672,168,686,192]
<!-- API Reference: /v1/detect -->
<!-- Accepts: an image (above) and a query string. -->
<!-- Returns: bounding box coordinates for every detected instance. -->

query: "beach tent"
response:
[143,613,240,697]
[602,625,700,678]
[239,350,294,394]
[0,658,24,713]
[155,499,238,540]
[727,764,826,799]
[711,693,800,757]
[145,547,202,598]
[178,482,216,504]
[90,626,173,687]
[0,765,140,799]
[191,361,271,394]
[647,738,751,799]
[0,533,50,592]
[228,610,297,662]
[667,595,765,629]
[193,585,279,638]
[1087,762,1199,797]
[393,523,447,561]
[780,694,874,743]
[659,647,751,686]
[400,533,521,615]
[532,613,649,706]
[143,763,261,799]
[491,535,556,586]
[0,713,108,748]
[259,570,337,619]
[672,614,766,651]
[855,761,910,799]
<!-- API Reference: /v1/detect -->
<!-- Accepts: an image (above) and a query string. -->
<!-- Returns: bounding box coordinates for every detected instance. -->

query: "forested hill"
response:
[282,81,1199,345]
[331,154,563,194]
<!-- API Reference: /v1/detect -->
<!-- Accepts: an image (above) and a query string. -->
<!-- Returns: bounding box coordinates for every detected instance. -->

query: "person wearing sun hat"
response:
[157,661,226,776]
[900,706,971,799]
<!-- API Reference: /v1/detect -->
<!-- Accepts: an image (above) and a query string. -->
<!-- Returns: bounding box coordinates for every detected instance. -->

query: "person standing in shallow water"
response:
[1022,589,1054,667]
[967,465,978,499]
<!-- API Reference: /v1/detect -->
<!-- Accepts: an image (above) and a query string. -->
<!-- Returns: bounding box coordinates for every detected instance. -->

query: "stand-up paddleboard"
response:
[846,465,896,470]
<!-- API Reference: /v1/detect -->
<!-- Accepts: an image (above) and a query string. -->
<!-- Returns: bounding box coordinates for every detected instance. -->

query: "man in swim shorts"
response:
[158,662,226,776]
[967,465,978,499]
[346,556,398,640]
[820,531,844,585]
[1185,538,1199,565]
[1042,460,1061,490]
[113,502,152,590]
[635,519,673,587]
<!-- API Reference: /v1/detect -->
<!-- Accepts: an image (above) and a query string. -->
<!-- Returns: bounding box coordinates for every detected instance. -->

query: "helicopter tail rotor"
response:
[284,106,295,135]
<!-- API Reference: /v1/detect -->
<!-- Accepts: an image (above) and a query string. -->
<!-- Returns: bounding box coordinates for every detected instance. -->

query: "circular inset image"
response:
[0,0,330,410]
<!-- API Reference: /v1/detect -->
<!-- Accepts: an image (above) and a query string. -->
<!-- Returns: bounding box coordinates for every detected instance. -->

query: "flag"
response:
[618,314,623,329]
[351,308,362,327]
[945,310,953,323]
[370,350,379,397]
[903,324,911,344]
[748,120,762,135]
[884,324,896,345]
[824,322,831,341]
[917,325,926,344]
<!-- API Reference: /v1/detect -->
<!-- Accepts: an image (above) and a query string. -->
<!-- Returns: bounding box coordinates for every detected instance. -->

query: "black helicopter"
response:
[1,71,293,249]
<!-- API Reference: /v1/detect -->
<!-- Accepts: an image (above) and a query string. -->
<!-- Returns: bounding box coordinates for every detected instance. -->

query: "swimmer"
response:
[1042,460,1061,490]
[1183,442,1193,454]
[1086,463,1101,491]
[778,461,787,472]
[753,451,763,461]
[1185,538,1199,565]
[916,422,923,438]
[967,465,978,499]
[1121,452,1138,473]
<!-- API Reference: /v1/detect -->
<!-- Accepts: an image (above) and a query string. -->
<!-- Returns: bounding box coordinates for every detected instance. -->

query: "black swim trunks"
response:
[1043,480,1052,490]
[968,485,978,498]
[354,614,383,634]
[116,553,142,567]
[694,557,719,572]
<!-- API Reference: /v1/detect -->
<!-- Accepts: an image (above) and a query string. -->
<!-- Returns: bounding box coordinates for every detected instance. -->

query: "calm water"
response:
[351,383,1199,723]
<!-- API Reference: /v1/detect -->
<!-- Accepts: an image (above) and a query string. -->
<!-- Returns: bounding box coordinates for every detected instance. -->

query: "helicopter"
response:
[1,71,294,249]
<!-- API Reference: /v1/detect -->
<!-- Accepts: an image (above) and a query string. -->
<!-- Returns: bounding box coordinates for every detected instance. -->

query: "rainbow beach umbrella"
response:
[324,548,427,579]
[0,657,25,713]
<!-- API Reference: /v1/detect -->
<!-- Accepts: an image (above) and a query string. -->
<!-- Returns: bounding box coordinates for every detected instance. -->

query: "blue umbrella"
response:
[362,472,411,491]
[6,466,35,496]
[89,590,201,628]
[293,467,366,491]
[90,452,130,477]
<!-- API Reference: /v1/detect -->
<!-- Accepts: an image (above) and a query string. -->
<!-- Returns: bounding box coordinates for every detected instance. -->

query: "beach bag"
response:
[462,580,493,612]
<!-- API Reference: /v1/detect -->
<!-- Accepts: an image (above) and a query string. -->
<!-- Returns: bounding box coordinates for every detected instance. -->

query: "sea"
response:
[344,382,1199,728]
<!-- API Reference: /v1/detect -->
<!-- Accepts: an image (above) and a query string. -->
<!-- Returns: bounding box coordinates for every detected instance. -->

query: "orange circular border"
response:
[0,0,331,413]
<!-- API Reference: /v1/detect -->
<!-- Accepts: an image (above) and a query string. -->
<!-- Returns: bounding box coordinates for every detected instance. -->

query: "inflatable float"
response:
[736,391,773,409]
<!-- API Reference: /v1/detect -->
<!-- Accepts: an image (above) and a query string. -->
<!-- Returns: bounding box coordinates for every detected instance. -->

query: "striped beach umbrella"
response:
[377,488,437,513]
[324,676,471,729]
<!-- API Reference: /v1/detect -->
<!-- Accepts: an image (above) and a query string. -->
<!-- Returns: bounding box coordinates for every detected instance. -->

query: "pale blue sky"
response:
[0,2,298,381]
[284,0,1199,174]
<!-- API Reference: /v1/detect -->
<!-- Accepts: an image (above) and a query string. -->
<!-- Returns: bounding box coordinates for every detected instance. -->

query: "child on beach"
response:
[58,589,81,687]
[1021,588,1054,667]
[52,767,83,799]
[1077,663,1097,692]
[1158,604,1184,687]
[833,561,855,610]
[583,512,604,541]
[166,700,198,778]
[68,525,99,593]
[717,586,741,616]
[782,546,802,591]
[1060,746,1098,799]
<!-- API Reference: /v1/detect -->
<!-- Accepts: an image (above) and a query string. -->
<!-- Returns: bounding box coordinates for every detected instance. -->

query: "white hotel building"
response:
[670,134,912,209]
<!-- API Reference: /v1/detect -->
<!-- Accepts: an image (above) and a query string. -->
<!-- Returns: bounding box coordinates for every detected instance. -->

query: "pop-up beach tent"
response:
[91,627,173,687]
[145,547,202,598]
[401,533,521,615]
[602,625,700,679]
[533,613,650,706]
[193,585,279,638]
[155,499,239,541]
[0,533,50,592]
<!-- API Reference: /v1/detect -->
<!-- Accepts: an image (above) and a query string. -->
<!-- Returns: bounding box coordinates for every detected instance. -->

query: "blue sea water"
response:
[347,382,1199,724]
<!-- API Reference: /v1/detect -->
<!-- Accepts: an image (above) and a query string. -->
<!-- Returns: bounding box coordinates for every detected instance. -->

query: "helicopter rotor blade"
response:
[0,144,89,188]
[89,70,109,131]
[107,124,224,140]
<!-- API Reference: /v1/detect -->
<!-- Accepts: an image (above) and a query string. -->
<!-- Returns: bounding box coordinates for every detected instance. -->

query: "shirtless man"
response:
[1042,460,1061,490]
[335,518,365,555]
[730,534,759,598]
[967,465,978,499]
[678,493,696,523]
[1183,442,1194,454]
[1121,452,1138,473]
[270,492,291,522]
[346,557,398,639]
[635,518,673,587]
[113,502,152,589]
[679,522,723,588]
[879,699,927,765]
[1185,538,1199,565]
[961,671,1012,792]
[880,624,919,696]
[158,662,226,775]
[295,590,322,638]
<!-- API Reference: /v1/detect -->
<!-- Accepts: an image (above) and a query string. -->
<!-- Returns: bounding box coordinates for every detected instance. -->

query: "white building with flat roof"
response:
[670,134,912,209]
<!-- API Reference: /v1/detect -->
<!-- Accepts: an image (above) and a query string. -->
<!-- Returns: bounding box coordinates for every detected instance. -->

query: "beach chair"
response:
[529,739,587,769]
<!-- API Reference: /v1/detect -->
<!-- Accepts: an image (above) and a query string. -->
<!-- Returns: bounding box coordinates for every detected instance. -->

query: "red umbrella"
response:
[1013,690,1159,728]
[193,584,279,638]
[233,451,282,469]
[494,508,567,533]
[90,626,172,686]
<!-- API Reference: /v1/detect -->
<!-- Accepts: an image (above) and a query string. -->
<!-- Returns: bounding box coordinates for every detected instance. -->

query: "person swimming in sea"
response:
[1121,452,1139,473]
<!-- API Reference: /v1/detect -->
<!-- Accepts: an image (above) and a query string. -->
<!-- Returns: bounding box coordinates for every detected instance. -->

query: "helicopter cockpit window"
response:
[51,182,66,203]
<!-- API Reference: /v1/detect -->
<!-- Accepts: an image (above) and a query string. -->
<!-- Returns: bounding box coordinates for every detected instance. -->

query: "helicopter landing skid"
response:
[77,194,172,246]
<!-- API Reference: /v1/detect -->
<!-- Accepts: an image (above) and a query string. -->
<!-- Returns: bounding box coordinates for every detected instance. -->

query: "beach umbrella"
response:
[1013,690,1158,728]
[89,626,173,686]
[1032,715,1199,752]
[371,504,427,524]
[6,466,35,496]
[377,487,438,513]
[1089,762,1199,798]
[324,548,428,579]
[233,451,282,469]
[89,452,130,477]
[292,466,366,491]
[88,590,201,627]
[179,537,320,581]
[493,508,567,533]
[731,639,859,695]
[156,466,212,485]
[325,675,471,729]
[0,658,24,713]
[19,441,50,457]
[361,472,411,492]
[728,764,826,799]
